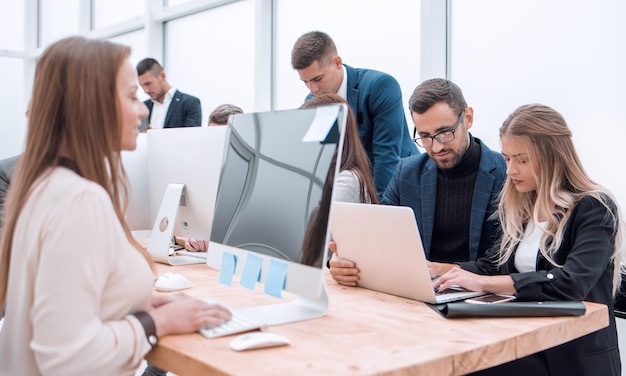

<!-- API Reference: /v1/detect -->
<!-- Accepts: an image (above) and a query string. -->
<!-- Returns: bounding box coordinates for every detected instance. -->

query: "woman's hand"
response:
[433,268,486,292]
[427,261,459,279]
[433,268,516,295]
[328,241,360,287]
[177,237,208,252]
[149,297,232,336]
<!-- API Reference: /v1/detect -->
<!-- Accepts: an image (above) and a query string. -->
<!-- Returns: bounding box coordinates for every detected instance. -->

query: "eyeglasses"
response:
[413,109,465,148]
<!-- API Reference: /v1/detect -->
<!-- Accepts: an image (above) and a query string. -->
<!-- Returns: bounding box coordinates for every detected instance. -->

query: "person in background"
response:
[0,36,230,375]
[0,101,30,232]
[0,155,20,232]
[291,31,418,198]
[169,103,245,253]
[299,94,378,267]
[432,104,625,376]
[171,104,246,254]
[329,78,507,286]
[136,58,202,129]
[208,104,243,126]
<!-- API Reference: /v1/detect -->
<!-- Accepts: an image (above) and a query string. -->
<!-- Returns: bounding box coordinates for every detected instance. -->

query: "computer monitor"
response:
[206,103,347,325]
[146,126,229,265]
[121,133,152,238]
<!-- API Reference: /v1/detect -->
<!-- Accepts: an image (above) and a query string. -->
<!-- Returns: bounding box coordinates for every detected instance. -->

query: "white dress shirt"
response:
[149,87,177,129]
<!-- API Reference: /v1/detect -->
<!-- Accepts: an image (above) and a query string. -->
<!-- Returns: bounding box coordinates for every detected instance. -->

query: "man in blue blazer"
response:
[291,31,419,198]
[329,79,506,286]
[136,58,202,129]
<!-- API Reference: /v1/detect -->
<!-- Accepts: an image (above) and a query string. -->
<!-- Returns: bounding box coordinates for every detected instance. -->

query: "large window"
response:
[0,1,25,51]
[93,0,144,30]
[41,0,80,47]
[449,0,626,209]
[0,57,27,159]
[164,0,255,125]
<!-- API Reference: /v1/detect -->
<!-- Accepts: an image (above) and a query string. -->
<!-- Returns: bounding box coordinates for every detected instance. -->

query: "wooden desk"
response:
[146,263,608,376]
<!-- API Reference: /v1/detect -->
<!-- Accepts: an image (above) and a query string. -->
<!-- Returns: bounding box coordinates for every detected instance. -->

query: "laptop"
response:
[330,202,486,304]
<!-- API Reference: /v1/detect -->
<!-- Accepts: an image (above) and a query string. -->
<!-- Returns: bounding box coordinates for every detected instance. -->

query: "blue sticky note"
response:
[239,253,263,291]
[218,252,237,286]
[264,259,288,298]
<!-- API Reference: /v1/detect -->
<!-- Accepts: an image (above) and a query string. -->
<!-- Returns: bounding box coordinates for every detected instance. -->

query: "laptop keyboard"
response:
[200,310,264,338]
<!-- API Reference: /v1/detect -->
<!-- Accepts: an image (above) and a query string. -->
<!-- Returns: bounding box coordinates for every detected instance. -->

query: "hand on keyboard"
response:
[200,309,265,338]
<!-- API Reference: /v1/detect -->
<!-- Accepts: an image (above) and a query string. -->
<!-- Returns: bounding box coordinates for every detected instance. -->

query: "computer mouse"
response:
[154,272,192,292]
[229,332,291,351]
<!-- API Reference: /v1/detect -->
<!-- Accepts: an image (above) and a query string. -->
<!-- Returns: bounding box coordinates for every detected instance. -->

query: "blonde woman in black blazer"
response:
[432,104,625,376]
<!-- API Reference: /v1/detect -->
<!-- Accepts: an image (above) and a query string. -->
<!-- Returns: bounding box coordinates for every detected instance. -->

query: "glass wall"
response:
[0,1,25,51]
[41,0,80,47]
[109,29,148,101]
[449,0,626,209]
[94,0,144,30]
[2,0,423,158]
[164,0,255,126]
[0,57,27,159]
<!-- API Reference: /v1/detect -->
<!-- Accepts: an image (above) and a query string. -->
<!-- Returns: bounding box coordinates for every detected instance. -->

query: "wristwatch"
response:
[133,311,158,347]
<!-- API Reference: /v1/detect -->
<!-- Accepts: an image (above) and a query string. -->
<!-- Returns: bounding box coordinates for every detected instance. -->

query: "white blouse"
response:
[0,167,155,376]
[514,221,547,273]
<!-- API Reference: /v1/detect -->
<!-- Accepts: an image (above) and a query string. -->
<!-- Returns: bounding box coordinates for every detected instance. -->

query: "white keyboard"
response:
[200,311,265,338]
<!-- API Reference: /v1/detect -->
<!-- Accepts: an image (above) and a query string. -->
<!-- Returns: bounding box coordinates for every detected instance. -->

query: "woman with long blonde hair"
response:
[431,104,625,375]
[0,36,230,375]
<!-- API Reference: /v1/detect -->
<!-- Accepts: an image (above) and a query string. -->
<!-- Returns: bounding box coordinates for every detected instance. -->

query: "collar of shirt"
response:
[337,65,348,101]
[152,87,177,107]
[150,87,177,129]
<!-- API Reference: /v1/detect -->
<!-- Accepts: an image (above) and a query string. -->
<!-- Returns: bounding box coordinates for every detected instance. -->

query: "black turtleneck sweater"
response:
[430,136,481,262]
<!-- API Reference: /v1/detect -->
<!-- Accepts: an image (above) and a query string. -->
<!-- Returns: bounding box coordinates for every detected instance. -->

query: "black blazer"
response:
[461,195,621,375]
[144,89,202,128]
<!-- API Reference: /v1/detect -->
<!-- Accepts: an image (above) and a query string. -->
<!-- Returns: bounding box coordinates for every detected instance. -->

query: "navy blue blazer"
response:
[144,89,202,128]
[307,65,418,198]
[381,137,506,261]
[461,195,621,375]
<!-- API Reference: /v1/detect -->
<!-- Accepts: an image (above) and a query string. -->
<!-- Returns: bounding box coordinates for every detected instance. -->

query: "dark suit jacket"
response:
[461,195,621,375]
[307,65,418,198]
[144,89,202,128]
[381,137,506,262]
[0,154,20,229]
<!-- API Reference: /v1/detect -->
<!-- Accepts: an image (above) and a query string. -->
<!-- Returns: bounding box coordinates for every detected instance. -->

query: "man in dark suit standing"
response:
[291,31,419,198]
[136,58,202,129]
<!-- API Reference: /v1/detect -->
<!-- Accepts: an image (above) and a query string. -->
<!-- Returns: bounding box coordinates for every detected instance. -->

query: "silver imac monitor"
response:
[146,126,229,265]
[206,103,347,325]
[121,132,152,237]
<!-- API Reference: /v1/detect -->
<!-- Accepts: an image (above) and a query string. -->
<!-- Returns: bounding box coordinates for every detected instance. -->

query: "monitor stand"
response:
[147,183,205,266]
[235,281,329,326]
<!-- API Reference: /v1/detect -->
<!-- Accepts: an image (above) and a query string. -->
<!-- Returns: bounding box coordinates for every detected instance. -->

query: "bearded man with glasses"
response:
[329,78,507,287]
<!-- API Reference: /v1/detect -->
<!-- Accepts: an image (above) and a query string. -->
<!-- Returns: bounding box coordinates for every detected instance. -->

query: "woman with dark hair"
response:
[300,94,377,267]
[0,36,230,375]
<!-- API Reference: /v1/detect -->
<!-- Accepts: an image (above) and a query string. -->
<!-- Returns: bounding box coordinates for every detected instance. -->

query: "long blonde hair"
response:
[0,36,153,308]
[496,104,624,294]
